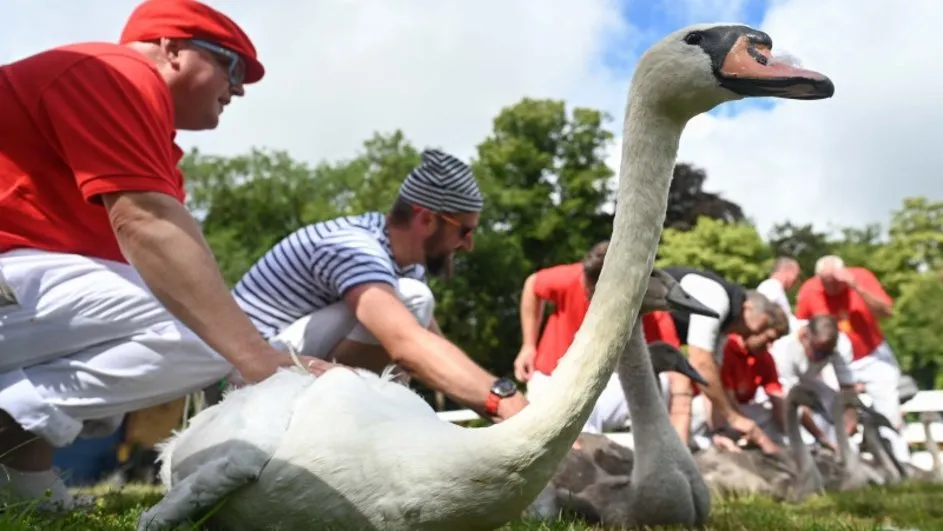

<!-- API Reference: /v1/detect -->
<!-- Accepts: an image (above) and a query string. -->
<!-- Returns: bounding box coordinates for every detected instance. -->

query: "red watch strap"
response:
[484,391,501,416]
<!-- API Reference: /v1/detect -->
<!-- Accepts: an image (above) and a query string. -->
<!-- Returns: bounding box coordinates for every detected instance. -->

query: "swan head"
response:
[647,340,708,386]
[633,23,834,119]
[645,268,719,318]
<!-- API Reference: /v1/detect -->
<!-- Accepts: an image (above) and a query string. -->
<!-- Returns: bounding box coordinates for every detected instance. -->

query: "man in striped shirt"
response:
[232,149,528,422]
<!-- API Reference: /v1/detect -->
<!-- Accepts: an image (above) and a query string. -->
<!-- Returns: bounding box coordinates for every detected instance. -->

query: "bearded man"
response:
[231,148,528,422]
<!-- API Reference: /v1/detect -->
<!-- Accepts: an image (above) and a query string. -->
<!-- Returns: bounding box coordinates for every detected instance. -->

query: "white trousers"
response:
[267,278,435,360]
[849,340,910,462]
[527,370,671,434]
[0,249,233,448]
[689,394,711,439]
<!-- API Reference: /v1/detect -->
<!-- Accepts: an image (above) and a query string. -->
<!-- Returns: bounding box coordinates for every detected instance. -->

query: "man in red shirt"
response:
[795,254,908,461]
[513,242,710,433]
[0,0,330,509]
[716,333,786,442]
[514,242,604,405]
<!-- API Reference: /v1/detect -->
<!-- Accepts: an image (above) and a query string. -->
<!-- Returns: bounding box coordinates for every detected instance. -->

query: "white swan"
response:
[136,22,834,531]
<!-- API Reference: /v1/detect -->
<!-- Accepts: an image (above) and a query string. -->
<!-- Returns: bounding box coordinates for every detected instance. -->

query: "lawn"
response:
[1,481,941,530]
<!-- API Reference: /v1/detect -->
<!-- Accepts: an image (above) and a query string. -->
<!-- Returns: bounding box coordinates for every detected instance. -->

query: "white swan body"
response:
[138,22,834,531]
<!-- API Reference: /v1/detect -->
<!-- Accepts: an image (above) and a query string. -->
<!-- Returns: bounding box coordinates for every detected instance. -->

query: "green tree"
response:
[666,163,745,231]
[767,222,832,278]
[657,216,772,288]
[873,197,943,298]
[884,273,943,389]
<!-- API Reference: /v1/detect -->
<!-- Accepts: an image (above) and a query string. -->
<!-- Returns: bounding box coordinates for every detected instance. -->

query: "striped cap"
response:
[398,149,483,213]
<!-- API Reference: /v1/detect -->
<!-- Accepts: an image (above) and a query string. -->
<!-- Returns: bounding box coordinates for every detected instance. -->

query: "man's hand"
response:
[728,413,781,454]
[234,350,341,384]
[832,267,857,288]
[712,433,742,453]
[285,353,340,377]
[493,392,529,422]
[513,345,536,382]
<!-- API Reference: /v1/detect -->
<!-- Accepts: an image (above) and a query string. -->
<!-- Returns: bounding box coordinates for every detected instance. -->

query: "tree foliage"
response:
[657,217,772,288]
[665,163,745,230]
[181,96,943,400]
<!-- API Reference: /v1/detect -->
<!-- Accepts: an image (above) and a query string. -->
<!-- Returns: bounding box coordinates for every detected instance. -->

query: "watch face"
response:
[492,378,518,397]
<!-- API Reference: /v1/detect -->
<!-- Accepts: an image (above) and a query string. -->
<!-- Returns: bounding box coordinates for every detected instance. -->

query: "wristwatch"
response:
[484,377,519,417]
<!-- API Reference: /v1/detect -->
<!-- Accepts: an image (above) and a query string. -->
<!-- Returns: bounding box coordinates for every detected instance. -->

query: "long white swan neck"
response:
[485,96,685,458]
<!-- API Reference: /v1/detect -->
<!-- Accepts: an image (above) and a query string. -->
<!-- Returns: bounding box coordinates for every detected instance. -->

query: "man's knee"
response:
[397,278,435,328]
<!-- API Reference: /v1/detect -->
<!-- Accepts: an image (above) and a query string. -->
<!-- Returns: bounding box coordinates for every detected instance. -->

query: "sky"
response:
[4,0,941,238]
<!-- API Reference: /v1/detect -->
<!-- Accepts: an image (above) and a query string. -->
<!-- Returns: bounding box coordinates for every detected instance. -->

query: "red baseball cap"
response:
[119,0,264,84]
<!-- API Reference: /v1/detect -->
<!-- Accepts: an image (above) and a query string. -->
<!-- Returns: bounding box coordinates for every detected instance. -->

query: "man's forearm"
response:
[687,347,734,420]
[852,284,892,317]
[668,373,693,443]
[107,193,271,371]
[519,275,544,347]
[391,331,497,413]
[799,408,825,440]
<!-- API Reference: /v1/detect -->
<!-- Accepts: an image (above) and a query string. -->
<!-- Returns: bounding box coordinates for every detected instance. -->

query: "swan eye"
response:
[683,32,703,46]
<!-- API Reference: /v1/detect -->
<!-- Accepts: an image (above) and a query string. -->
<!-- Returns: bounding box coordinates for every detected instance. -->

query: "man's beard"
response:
[425,250,454,279]
[423,229,454,279]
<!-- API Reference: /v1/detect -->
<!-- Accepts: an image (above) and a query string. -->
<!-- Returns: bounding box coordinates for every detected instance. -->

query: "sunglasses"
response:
[437,212,475,239]
[190,39,245,86]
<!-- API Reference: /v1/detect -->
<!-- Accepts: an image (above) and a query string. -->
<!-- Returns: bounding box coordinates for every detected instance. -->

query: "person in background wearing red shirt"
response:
[712,333,789,446]
[795,255,908,462]
[514,242,604,401]
[642,268,783,455]
[513,241,710,434]
[0,0,331,510]
[660,305,791,452]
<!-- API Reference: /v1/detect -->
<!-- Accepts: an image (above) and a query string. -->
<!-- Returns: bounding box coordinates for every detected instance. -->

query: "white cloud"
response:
[608,0,943,236]
[2,0,629,165]
[6,0,939,238]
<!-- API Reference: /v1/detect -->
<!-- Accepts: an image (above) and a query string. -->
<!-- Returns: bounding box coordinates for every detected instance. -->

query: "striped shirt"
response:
[232,212,426,339]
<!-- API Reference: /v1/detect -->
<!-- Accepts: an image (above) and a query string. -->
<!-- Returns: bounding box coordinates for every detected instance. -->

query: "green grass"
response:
[3,482,942,530]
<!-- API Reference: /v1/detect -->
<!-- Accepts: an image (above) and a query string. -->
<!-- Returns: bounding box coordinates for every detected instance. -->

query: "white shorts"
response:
[0,249,233,447]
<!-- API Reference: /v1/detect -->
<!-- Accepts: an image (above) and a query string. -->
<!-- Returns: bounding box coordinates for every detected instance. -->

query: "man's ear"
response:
[158,37,184,65]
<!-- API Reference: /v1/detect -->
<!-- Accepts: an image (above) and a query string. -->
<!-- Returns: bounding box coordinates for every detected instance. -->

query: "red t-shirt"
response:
[720,334,782,404]
[642,310,681,348]
[795,267,891,361]
[532,263,591,375]
[644,310,710,395]
[0,42,186,264]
